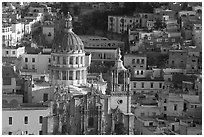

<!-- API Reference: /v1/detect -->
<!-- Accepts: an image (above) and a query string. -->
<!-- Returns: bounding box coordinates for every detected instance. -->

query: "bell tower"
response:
[107,48,134,135]
[109,48,131,114]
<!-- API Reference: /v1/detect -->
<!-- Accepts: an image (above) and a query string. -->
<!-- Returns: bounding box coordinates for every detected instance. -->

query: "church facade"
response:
[48,12,134,135]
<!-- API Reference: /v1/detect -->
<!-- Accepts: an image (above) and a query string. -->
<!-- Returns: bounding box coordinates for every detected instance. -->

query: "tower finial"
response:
[65,11,73,32]
[116,48,122,61]
[113,48,127,71]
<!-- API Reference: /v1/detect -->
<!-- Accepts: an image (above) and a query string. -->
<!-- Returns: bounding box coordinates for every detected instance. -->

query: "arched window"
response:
[69,57,73,65]
[48,32,51,36]
[69,71,73,80]
[88,117,94,128]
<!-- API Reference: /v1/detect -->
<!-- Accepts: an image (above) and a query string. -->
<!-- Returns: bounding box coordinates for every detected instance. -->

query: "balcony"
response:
[21,68,37,72]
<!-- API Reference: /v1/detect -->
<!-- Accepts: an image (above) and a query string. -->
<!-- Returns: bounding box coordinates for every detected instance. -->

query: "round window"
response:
[117,99,123,104]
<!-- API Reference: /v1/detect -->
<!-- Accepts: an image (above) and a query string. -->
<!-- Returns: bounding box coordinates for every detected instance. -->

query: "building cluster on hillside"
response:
[2,2,202,135]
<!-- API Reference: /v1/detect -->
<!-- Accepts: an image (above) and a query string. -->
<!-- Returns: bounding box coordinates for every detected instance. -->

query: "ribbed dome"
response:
[61,30,84,51]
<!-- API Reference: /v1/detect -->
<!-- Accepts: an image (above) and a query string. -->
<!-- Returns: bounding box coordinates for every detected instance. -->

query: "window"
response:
[133,82,137,88]
[12,51,15,55]
[157,38,162,42]
[81,56,83,65]
[164,99,167,103]
[9,117,12,125]
[24,116,28,124]
[132,59,135,64]
[48,58,51,63]
[88,117,94,128]
[164,106,167,111]
[25,58,28,62]
[39,116,43,124]
[6,51,9,54]
[63,57,66,65]
[174,104,177,111]
[69,57,73,65]
[141,59,144,64]
[192,60,196,62]
[53,56,55,61]
[151,83,154,88]
[56,71,59,80]
[159,83,162,88]
[148,37,151,40]
[43,93,48,102]
[69,71,73,80]
[57,56,60,64]
[136,71,139,75]
[32,65,35,69]
[149,122,153,126]
[75,57,78,64]
[137,59,140,64]
[8,132,12,135]
[141,82,144,88]
[172,60,174,64]
[141,71,143,75]
[150,42,153,45]
[32,58,35,62]
[39,131,43,135]
[141,113,145,116]
[48,32,51,36]
[62,71,66,80]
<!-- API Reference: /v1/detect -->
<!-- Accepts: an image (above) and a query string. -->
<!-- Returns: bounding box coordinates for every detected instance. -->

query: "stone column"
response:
[67,57,69,65]
[73,70,76,80]
[60,71,62,80]
[73,56,76,65]
[79,70,82,80]
[67,71,69,80]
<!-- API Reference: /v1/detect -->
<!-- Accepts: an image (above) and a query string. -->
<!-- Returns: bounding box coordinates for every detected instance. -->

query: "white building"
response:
[2,104,51,135]
[32,82,55,103]
[21,52,51,75]
[80,35,125,50]
[132,103,161,117]
[11,22,25,45]
[79,35,124,63]
[2,46,25,58]
[130,77,165,94]
[2,23,12,46]
[108,15,140,34]
[159,93,184,117]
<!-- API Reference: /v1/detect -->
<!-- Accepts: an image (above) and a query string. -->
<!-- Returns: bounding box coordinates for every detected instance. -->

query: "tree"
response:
[153,19,166,30]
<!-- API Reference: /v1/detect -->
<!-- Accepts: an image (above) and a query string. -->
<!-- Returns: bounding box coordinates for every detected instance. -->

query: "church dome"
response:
[55,12,84,52]
[61,31,84,51]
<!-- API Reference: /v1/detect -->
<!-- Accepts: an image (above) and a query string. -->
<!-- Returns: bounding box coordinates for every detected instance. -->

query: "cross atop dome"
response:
[65,12,73,32]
